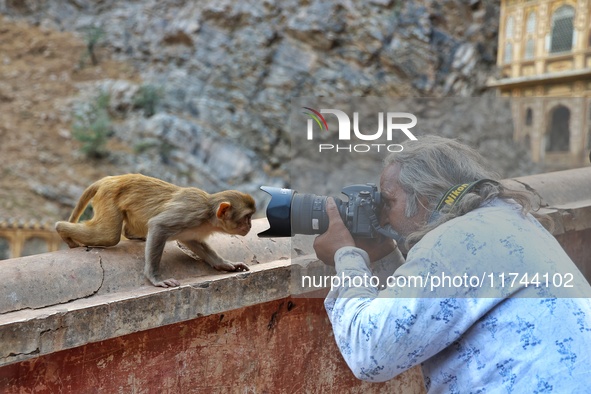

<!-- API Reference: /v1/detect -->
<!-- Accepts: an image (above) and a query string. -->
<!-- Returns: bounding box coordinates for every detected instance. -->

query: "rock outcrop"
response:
[1,0,538,207]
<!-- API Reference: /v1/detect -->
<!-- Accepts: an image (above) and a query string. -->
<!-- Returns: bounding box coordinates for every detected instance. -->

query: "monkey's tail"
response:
[68,181,101,223]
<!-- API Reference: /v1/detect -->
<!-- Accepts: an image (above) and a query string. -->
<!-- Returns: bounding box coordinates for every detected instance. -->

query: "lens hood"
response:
[258,186,295,237]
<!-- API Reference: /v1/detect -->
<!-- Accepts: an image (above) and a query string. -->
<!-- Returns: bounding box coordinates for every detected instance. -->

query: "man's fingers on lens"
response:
[326,198,343,224]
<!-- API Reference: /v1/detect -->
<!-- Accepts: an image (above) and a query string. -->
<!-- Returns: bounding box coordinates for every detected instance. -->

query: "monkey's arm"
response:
[179,239,249,272]
[145,223,181,288]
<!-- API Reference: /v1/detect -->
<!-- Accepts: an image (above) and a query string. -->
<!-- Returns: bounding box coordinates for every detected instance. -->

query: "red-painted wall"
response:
[0,296,425,393]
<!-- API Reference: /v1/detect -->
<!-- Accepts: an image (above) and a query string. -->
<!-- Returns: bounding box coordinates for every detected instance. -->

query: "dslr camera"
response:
[258,184,391,239]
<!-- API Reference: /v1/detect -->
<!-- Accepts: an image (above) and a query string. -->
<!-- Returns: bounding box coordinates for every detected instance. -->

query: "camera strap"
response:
[360,179,498,244]
[361,201,405,244]
[434,179,499,214]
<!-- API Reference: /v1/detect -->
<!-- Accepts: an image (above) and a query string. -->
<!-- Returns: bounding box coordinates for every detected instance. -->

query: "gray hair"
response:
[384,136,550,248]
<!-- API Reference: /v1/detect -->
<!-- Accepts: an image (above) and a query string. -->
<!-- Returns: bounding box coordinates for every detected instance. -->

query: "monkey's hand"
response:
[145,271,181,288]
[176,240,250,273]
[212,259,250,272]
[152,278,181,288]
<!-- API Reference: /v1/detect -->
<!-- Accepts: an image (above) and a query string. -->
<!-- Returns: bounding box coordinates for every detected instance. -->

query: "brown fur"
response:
[55,174,256,287]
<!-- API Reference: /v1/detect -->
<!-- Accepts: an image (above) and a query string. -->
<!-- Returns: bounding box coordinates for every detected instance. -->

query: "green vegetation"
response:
[71,92,113,159]
[134,139,175,164]
[79,204,94,221]
[133,84,162,117]
[79,26,105,67]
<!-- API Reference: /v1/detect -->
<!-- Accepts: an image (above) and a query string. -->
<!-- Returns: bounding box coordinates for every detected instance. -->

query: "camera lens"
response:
[259,184,403,242]
[258,187,336,237]
[291,194,329,235]
[258,186,295,237]
[258,186,345,238]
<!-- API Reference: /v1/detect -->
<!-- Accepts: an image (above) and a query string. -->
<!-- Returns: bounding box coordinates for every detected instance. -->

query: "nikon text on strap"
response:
[434,179,499,213]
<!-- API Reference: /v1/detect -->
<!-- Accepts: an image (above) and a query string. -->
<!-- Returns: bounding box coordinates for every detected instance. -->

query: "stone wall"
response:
[0,167,589,393]
[0,0,520,202]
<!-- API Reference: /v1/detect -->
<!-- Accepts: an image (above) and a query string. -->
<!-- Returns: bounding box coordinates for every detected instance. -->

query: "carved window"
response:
[0,237,9,260]
[22,237,49,257]
[526,12,536,34]
[550,6,575,53]
[525,108,533,126]
[525,39,535,59]
[504,43,513,63]
[506,16,514,39]
[546,105,570,152]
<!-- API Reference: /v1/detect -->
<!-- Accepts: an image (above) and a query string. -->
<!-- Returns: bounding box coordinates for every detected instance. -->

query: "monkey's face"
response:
[215,194,255,236]
[233,212,253,236]
[218,208,253,236]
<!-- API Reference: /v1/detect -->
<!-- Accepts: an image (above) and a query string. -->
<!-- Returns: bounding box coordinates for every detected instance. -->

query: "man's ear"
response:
[216,202,232,219]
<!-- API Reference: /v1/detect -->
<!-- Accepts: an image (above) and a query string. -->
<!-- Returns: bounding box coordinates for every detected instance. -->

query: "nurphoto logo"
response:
[303,107,418,153]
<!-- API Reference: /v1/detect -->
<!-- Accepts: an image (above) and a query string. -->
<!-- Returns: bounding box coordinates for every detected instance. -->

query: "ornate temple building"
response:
[489,0,591,169]
[0,219,65,260]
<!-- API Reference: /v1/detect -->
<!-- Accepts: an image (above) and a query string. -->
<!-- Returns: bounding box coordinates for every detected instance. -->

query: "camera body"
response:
[258,184,382,238]
[335,184,382,238]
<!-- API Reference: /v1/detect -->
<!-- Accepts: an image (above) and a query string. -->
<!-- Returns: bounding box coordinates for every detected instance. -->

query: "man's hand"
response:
[313,198,355,266]
[354,235,397,263]
[314,198,399,266]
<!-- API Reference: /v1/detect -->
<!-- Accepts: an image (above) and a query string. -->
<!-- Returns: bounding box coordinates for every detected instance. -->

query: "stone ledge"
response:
[508,167,591,208]
[503,167,591,236]
[0,219,318,367]
[1,168,590,367]
[0,260,304,366]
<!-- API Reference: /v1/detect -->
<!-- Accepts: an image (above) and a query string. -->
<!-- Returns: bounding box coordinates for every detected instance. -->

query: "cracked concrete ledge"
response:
[503,167,591,235]
[1,168,590,368]
[0,219,321,367]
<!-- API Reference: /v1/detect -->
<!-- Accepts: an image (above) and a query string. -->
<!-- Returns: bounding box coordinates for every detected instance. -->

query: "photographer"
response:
[313,136,591,391]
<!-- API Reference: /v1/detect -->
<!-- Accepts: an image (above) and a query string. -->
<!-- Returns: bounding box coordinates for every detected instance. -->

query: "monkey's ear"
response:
[216,202,232,219]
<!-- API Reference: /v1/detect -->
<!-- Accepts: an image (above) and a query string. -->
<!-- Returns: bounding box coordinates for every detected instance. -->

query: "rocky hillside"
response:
[0,0,537,221]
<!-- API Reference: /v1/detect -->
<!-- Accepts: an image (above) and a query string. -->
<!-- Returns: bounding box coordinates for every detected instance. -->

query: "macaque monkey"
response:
[55,174,256,288]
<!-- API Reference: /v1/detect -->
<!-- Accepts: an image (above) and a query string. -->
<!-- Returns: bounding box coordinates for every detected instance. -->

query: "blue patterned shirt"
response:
[325,199,591,393]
